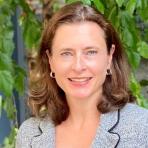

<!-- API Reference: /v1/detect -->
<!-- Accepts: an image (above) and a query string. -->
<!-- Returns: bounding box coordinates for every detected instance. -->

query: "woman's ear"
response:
[107,44,115,69]
[46,50,50,59]
[46,50,55,73]
[46,50,53,69]
[110,44,115,56]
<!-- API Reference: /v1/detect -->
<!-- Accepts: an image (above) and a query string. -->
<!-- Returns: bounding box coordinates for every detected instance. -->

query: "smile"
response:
[68,77,92,82]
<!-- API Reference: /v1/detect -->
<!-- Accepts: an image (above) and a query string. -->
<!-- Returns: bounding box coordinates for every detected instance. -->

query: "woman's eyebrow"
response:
[83,46,101,50]
[58,48,73,51]
[57,46,101,51]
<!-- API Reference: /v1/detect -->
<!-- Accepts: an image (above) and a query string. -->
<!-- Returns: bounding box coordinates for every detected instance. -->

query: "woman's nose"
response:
[72,54,87,72]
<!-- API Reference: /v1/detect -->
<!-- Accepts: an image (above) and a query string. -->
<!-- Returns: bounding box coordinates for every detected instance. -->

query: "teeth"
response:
[69,78,91,82]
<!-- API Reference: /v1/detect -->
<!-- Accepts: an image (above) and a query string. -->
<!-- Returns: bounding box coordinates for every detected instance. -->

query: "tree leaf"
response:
[13,63,26,95]
[122,28,134,48]
[137,41,148,59]
[130,74,148,108]
[2,38,14,56]
[66,0,78,4]
[0,0,4,4]
[82,0,91,5]
[137,0,148,21]
[3,96,16,119]
[108,6,119,28]
[14,73,25,95]
[0,51,13,71]
[120,11,139,49]
[22,15,41,49]
[0,70,13,97]
[130,73,141,95]
[0,28,14,56]
[17,0,33,14]
[126,49,141,69]
[65,0,91,5]
[14,65,26,95]
[92,0,104,14]
[138,8,148,21]
[115,0,124,7]
[126,0,137,16]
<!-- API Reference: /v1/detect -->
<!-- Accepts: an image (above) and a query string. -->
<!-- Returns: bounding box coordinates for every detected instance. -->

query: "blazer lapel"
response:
[91,110,120,148]
[31,117,55,148]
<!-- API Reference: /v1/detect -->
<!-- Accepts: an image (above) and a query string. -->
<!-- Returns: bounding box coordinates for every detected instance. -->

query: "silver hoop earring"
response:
[50,72,55,78]
[106,69,112,76]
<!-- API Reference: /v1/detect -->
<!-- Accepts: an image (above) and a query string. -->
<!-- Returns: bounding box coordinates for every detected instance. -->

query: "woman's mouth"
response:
[68,77,92,83]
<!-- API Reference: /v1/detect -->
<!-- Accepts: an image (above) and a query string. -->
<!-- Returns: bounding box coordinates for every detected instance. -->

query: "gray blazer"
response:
[15,103,148,148]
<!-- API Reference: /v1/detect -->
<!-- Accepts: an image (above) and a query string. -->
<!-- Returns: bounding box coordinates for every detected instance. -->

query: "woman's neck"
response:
[63,95,102,130]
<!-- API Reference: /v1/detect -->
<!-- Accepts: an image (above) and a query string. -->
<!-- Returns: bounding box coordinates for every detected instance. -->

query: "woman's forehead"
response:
[52,21,107,50]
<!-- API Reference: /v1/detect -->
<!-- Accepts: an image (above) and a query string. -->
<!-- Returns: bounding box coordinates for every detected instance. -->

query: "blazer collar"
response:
[31,116,55,148]
[31,110,120,148]
[91,109,120,148]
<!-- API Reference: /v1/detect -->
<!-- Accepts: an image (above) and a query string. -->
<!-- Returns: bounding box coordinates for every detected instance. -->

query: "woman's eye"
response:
[86,50,98,55]
[61,52,73,56]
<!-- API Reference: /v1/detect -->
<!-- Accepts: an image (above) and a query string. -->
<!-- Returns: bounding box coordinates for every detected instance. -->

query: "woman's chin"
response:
[67,91,92,100]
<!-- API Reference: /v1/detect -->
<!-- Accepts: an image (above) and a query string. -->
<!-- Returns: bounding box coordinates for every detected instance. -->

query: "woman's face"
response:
[47,21,114,100]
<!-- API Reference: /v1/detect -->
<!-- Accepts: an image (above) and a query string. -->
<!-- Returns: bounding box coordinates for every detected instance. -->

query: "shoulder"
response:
[118,103,148,145]
[15,116,54,148]
[120,103,148,123]
[101,103,148,131]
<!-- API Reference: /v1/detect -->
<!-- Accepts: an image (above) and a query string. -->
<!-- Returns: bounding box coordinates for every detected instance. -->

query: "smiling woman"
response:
[46,22,114,101]
[16,1,148,148]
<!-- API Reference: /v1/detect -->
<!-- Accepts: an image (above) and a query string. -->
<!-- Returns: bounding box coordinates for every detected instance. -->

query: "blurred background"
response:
[0,0,148,147]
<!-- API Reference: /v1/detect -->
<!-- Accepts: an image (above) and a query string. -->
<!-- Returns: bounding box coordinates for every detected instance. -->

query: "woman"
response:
[16,2,148,148]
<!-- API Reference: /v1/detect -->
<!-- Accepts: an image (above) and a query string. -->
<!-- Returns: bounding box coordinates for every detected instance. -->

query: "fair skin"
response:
[46,21,115,148]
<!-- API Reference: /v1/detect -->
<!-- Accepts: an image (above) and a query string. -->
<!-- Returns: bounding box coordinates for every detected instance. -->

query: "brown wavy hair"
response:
[28,1,135,125]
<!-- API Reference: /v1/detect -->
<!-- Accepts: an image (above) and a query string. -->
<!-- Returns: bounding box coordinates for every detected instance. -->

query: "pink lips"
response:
[68,77,92,86]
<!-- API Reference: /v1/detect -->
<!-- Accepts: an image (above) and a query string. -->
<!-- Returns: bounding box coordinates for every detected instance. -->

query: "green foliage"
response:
[0,0,18,123]
[0,0,42,146]
[0,71,13,97]
[2,127,18,148]
[92,0,104,14]
[115,0,125,7]
[0,0,148,147]
[0,4,15,148]
[130,74,148,108]
[13,64,26,94]
[137,41,148,58]
[18,0,41,50]
[66,0,91,5]
[0,0,38,114]
[20,14,41,49]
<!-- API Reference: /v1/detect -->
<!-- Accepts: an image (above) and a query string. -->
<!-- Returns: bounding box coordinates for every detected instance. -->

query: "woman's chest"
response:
[55,126,97,148]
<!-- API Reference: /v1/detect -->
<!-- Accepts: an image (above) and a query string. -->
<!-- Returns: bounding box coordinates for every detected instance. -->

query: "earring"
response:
[106,69,112,76]
[50,72,55,78]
